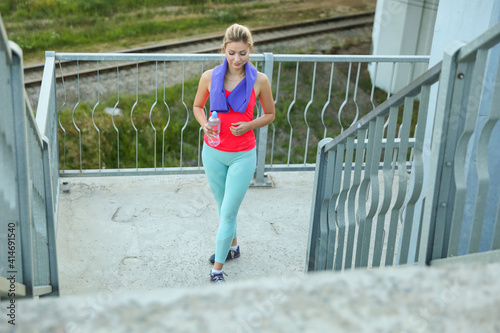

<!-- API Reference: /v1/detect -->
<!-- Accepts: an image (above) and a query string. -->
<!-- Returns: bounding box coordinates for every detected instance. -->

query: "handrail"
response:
[0,15,11,64]
[54,52,430,63]
[324,62,441,151]
[457,22,500,62]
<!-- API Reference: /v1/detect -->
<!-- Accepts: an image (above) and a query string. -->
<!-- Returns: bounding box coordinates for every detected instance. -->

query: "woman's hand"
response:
[204,122,217,138]
[230,122,252,136]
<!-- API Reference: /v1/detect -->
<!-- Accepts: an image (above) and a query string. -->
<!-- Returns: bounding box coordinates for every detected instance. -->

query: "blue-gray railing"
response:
[0,16,59,298]
[40,52,429,187]
[420,22,500,265]
[307,22,500,271]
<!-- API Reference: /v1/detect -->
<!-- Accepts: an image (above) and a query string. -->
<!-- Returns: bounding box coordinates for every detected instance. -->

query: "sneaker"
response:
[209,271,226,283]
[208,245,240,264]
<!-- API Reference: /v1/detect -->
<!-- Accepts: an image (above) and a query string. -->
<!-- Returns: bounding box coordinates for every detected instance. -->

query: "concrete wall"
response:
[370,0,439,93]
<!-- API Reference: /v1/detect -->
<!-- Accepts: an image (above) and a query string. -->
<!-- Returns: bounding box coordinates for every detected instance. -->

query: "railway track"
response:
[24,11,374,88]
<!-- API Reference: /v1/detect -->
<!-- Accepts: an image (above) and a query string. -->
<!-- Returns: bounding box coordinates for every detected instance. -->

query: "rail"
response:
[0,16,59,299]
[23,11,375,88]
[46,52,429,187]
[306,22,500,271]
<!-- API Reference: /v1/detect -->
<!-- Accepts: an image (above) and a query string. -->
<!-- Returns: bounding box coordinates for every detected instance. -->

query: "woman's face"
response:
[224,41,250,71]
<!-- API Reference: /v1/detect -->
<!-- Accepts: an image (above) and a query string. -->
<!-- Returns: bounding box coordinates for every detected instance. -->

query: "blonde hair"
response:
[221,24,254,52]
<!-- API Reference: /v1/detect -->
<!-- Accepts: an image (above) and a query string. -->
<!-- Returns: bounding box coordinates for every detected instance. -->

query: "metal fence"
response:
[44,52,429,187]
[420,22,500,265]
[307,22,500,272]
[0,18,59,299]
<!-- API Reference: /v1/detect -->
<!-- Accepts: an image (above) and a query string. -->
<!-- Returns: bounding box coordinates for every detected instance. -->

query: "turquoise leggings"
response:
[202,143,256,264]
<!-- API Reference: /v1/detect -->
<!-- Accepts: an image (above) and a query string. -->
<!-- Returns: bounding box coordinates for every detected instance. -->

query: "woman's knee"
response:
[216,219,237,238]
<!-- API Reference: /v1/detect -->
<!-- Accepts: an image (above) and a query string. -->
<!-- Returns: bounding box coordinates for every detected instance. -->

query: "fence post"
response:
[418,41,464,265]
[37,51,59,216]
[36,51,60,296]
[251,52,274,187]
[306,138,333,272]
[42,138,60,297]
[10,42,35,297]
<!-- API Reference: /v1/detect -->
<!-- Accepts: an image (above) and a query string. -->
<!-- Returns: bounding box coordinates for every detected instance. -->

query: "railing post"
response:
[37,51,60,216]
[41,138,60,297]
[418,41,464,266]
[251,52,274,187]
[306,138,333,272]
[10,41,35,297]
[35,51,60,296]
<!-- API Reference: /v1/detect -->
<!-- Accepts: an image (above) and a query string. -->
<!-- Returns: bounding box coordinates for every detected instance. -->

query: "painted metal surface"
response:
[306,22,500,271]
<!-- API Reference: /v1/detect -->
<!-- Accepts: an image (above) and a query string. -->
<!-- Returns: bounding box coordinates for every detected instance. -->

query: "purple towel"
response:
[210,58,257,113]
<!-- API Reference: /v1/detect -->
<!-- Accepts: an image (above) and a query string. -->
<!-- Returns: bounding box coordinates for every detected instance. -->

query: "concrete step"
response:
[7,261,500,332]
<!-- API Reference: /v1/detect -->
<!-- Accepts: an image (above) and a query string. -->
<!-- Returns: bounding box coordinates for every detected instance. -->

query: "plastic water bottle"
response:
[207,111,220,147]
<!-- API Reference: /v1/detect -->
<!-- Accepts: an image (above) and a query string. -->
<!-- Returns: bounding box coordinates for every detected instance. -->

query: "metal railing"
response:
[41,52,429,187]
[0,17,59,299]
[420,22,500,265]
[307,22,500,272]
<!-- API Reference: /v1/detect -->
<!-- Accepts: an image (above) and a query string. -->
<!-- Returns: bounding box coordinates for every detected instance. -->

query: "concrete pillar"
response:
[370,0,438,94]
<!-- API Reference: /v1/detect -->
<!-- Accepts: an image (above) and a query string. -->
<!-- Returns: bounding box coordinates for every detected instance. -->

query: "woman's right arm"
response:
[193,70,211,134]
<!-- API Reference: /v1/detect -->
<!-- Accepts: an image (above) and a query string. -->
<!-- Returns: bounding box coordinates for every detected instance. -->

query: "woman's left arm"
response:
[230,73,275,136]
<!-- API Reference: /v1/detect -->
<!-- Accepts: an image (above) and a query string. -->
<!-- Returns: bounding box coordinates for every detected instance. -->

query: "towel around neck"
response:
[210,58,257,113]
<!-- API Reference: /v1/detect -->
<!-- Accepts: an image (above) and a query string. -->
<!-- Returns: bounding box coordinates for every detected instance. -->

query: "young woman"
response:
[193,24,275,283]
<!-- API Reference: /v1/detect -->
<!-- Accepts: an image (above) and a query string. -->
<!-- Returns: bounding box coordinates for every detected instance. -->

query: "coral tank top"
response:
[205,88,257,152]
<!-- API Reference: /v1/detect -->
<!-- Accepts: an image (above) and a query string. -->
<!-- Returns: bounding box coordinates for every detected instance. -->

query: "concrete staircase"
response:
[6,261,500,332]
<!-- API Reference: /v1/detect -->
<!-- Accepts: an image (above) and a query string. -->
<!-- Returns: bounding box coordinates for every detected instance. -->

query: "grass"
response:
[1,0,377,64]
[59,78,202,170]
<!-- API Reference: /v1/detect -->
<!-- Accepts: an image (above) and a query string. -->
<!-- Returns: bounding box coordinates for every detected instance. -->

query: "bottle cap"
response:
[212,111,217,118]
